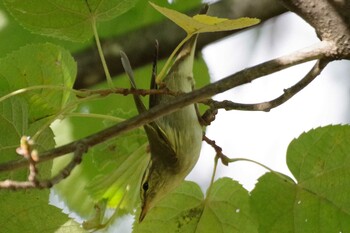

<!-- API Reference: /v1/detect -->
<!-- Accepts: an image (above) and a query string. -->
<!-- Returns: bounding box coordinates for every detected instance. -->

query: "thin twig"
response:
[203,134,294,183]
[36,141,87,188]
[203,134,229,166]
[16,136,39,184]
[203,59,329,112]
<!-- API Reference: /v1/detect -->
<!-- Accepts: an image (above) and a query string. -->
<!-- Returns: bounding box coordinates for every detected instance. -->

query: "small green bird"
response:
[121,31,203,223]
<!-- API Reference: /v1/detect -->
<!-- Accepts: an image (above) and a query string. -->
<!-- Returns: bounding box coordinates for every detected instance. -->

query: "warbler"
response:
[121,24,203,223]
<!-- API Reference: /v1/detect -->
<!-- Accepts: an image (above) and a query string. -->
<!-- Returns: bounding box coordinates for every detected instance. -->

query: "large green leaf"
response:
[0,43,76,123]
[0,96,84,233]
[197,178,257,233]
[0,44,82,232]
[251,125,350,233]
[3,0,139,42]
[0,189,86,233]
[133,178,257,233]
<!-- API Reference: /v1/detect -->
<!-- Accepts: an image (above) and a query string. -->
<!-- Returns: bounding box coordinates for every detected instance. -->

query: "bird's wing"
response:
[121,51,177,164]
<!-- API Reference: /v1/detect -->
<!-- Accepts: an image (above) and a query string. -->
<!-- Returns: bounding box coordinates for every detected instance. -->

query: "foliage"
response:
[0,1,349,233]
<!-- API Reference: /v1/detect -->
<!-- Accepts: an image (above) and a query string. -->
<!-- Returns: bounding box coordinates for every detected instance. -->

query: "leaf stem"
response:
[156,34,193,83]
[64,112,125,123]
[206,156,219,196]
[0,85,83,103]
[228,157,295,184]
[32,95,98,141]
[91,17,114,88]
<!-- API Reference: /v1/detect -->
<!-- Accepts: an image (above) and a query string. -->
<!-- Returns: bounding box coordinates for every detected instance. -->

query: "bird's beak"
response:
[139,202,149,222]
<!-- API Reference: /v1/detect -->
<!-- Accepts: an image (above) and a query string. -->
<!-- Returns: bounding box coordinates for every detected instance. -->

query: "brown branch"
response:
[36,142,87,188]
[203,134,230,166]
[0,41,333,173]
[77,87,178,98]
[279,0,350,58]
[203,58,329,112]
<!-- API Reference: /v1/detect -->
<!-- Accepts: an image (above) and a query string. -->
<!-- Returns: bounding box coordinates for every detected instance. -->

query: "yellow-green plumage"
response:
[121,34,202,222]
[138,35,202,222]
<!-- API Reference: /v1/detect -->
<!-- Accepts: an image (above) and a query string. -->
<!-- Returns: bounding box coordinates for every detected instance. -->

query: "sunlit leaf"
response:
[150,1,259,82]
[87,142,150,211]
[149,2,260,35]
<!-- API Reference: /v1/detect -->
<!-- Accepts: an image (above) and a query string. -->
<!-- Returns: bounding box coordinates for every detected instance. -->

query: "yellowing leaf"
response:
[149,2,202,34]
[149,2,260,82]
[193,14,227,25]
[193,15,260,33]
[149,2,260,35]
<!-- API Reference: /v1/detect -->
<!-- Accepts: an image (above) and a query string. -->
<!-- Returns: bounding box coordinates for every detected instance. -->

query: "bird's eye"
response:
[142,182,149,191]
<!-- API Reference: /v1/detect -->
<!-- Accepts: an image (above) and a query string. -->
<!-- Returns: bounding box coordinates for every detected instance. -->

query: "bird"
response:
[120,14,204,223]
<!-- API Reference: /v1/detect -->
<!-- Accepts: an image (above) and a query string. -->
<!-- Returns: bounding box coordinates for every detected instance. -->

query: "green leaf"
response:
[55,220,88,233]
[0,97,56,178]
[0,96,56,170]
[0,43,76,123]
[251,125,350,233]
[149,2,260,35]
[0,97,73,233]
[0,189,87,233]
[288,125,350,230]
[250,173,297,233]
[0,97,28,163]
[197,178,257,233]
[4,0,138,42]
[133,181,204,233]
[134,178,257,233]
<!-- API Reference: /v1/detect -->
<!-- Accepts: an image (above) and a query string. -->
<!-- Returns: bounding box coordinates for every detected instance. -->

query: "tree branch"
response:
[279,0,350,58]
[0,41,333,173]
